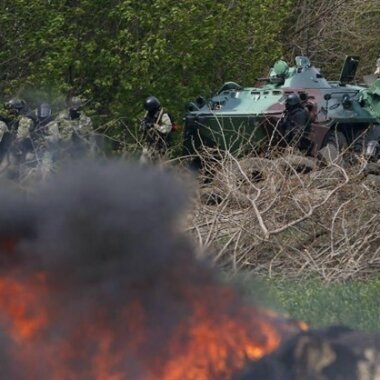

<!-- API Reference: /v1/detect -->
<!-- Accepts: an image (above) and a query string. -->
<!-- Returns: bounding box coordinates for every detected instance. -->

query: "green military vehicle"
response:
[358,77,380,157]
[183,56,379,164]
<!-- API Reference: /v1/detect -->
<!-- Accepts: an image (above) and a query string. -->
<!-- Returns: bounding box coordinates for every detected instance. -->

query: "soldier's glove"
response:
[154,123,171,134]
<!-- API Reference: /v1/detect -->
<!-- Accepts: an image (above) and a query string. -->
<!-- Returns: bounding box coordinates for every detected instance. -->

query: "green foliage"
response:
[0,0,292,143]
[1,0,379,145]
[282,0,380,79]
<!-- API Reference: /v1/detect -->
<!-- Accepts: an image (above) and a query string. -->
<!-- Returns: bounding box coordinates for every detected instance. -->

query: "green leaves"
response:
[0,0,293,132]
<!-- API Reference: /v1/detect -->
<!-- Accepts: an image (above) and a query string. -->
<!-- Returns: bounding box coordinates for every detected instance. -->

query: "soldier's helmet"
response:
[144,96,161,113]
[69,96,82,111]
[285,93,301,109]
[5,98,27,114]
[37,103,52,119]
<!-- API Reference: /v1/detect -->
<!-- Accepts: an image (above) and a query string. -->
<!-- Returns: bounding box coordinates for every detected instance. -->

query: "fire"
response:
[0,274,48,340]
[0,162,305,379]
[161,311,279,380]
[0,270,300,380]
[159,286,281,380]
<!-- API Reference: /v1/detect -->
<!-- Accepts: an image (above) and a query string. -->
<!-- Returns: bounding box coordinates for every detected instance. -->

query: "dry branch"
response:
[188,147,380,282]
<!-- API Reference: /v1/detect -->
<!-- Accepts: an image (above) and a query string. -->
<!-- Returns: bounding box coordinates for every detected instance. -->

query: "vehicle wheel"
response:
[318,130,348,166]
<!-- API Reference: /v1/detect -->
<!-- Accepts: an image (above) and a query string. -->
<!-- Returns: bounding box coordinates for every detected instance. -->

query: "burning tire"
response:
[236,325,380,380]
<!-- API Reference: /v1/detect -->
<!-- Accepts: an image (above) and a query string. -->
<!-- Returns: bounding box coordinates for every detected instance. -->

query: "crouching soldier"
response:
[139,96,173,162]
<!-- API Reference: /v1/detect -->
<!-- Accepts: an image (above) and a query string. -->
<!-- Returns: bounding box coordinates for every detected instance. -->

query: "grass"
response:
[228,274,380,332]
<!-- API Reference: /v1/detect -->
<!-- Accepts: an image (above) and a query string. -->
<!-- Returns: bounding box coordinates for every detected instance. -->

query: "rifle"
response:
[140,108,164,133]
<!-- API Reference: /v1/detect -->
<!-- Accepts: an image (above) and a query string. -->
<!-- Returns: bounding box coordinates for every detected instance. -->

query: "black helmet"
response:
[5,98,26,114]
[37,102,52,119]
[144,96,161,112]
[285,93,301,109]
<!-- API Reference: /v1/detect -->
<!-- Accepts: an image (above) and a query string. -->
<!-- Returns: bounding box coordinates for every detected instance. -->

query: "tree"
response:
[283,0,380,79]
[0,0,292,128]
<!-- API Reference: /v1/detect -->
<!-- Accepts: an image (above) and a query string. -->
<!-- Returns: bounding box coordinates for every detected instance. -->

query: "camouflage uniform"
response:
[0,120,8,144]
[9,110,36,168]
[16,115,34,140]
[140,96,173,162]
[46,107,94,160]
[0,107,14,170]
[47,110,92,141]
[0,119,9,168]
[140,110,173,162]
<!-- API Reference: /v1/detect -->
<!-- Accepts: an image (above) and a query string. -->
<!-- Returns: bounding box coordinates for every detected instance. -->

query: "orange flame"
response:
[0,274,48,340]
[0,272,302,379]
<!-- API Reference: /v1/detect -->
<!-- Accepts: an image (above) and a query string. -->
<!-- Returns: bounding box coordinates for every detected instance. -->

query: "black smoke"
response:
[0,160,217,378]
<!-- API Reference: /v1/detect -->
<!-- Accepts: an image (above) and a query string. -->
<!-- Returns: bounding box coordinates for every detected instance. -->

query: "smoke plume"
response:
[0,160,292,379]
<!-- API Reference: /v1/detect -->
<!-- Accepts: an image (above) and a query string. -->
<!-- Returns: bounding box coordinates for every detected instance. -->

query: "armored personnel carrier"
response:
[183,56,378,163]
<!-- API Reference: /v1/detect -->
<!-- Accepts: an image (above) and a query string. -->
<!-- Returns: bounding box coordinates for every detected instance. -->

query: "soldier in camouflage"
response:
[0,116,9,147]
[4,98,34,137]
[0,115,10,169]
[46,96,94,159]
[3,98,36,173]
[139,96,173,162]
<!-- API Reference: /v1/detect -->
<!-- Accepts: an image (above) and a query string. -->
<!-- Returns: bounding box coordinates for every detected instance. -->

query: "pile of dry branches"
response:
[187,149,380,282]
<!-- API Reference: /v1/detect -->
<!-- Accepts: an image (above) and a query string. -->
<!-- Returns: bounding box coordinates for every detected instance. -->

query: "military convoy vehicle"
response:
[183,56,380,164]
